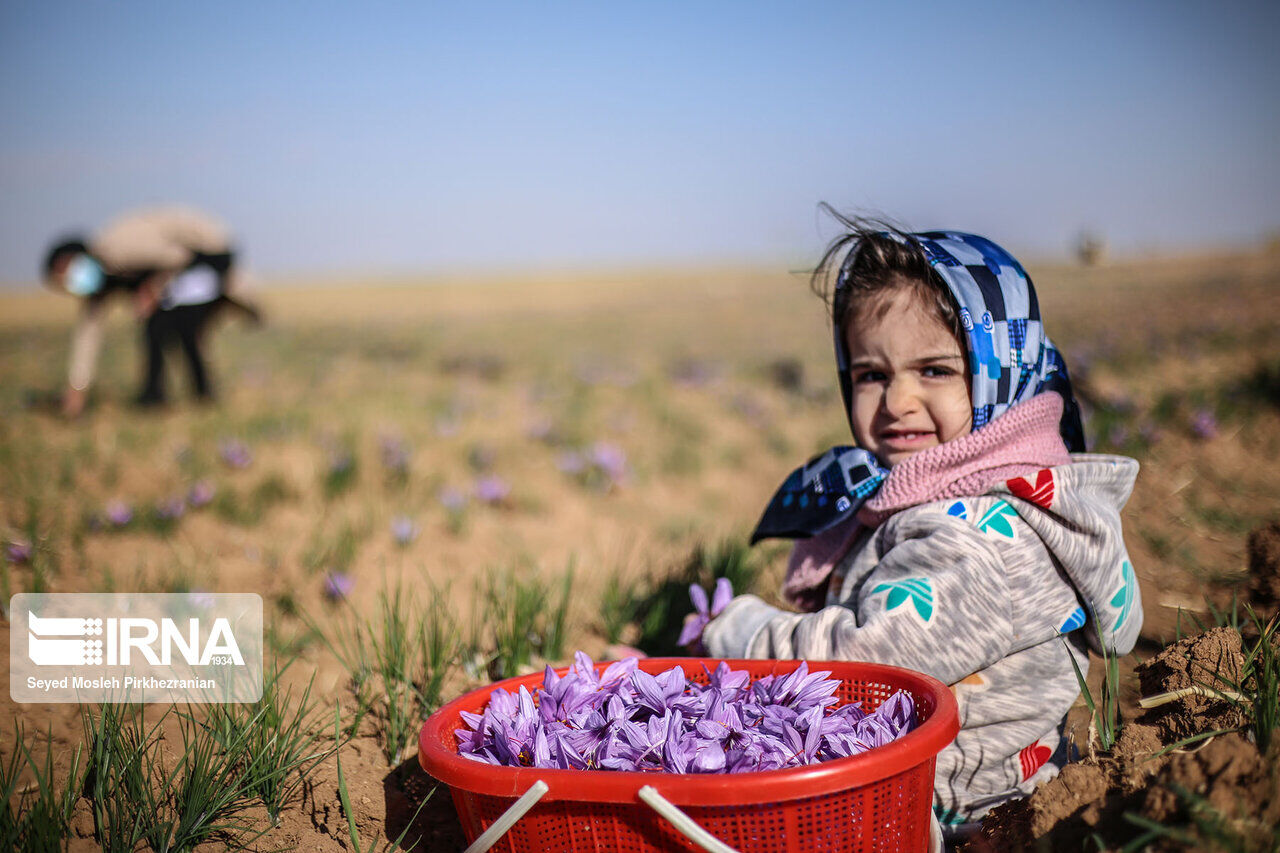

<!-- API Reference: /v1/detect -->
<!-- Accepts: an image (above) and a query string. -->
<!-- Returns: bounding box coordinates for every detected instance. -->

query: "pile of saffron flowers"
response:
[456,653,915,774]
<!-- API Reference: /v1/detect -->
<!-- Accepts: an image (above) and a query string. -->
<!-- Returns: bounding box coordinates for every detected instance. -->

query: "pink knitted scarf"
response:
[781,391,1072,610]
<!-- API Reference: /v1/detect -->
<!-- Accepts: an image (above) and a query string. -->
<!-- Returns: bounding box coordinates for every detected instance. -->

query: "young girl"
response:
[701,216,1142,836]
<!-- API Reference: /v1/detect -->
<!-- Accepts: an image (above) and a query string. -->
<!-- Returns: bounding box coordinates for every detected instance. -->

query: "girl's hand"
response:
[62,386,86,419]
[678,577,733,654]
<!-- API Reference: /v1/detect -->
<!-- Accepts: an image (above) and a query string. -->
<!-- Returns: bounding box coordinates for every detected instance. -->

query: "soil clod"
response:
[1247,520,1280,613]
[1135,626,1247,744]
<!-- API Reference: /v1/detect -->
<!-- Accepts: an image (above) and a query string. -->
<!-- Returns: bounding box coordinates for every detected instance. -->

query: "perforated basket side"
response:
[449,757,937,853]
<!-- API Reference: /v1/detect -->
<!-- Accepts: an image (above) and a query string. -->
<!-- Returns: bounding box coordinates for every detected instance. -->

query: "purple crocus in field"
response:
[524,417,554,443]
[438,486,468,513]
[379,434,411,473]
[4,540,32,564]
[219,439,253,470]
[327,450,354,476]
[155,496,186,521]
[1189,408,1218,440]
[678,577,734,648]
[390,515,417,546]
[187,479,216,508]
[323,572,354,601]
[1138,421,1163,446]
[668,358,718,388]
[589,442,628,484]
[104,501,133,528]
[474,475,510,505]
[556,451,585,475]
[729,393,770,428]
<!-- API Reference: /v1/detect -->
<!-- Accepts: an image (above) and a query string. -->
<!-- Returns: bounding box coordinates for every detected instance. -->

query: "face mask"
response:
[65,254,104,297]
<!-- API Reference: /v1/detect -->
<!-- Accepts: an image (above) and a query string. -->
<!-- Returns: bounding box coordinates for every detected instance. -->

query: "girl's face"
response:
[844,284,972,467]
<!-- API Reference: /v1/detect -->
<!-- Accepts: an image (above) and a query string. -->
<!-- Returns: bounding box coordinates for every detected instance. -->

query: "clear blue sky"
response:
[2,1,1277,281]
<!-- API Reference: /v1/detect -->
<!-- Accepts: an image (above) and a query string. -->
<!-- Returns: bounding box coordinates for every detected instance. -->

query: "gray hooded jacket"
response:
[704,454,1142,824]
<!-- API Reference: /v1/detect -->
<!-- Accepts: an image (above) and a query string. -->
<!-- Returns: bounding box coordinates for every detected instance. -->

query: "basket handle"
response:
[462,779,549,853]
[637,785,741,853]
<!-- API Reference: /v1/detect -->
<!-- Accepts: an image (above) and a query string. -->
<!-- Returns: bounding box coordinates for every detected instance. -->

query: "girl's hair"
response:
[809,206,965,350]
[42,237,89,281]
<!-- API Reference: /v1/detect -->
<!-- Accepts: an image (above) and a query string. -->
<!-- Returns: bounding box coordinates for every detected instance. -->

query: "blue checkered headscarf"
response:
[750,231,1084,543]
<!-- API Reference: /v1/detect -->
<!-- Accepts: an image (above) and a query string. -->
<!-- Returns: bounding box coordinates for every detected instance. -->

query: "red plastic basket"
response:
[419,658,958,852]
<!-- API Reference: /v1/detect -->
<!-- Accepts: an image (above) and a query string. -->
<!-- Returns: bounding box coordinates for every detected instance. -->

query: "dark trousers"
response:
[139,302,219,402]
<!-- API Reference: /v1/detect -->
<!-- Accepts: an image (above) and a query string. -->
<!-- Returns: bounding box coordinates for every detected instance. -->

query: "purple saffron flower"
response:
[4,540,32,564]
[328,450,354,475]
[565,693,634,766]
[704,660,750,696]
[668,358,718,388]
[569,651,638,695]
[438,486,468,512]
[876,690,916,732]
[474,475,510,505]
[589,442,628,483]
[729,393,770,427]
[187,479,216,508]
[1138,421,1163,446]
[1189,409,1218,440]
[154,496,186,522]
[390,515,417,546]
[524,417,554,442]
[104,501,133,527]
[539,665,602,726]
[678,578,734,648]
[754,661,840,712]
[379,434,411,472]
[219,439,253,470]
[323,572,354,601]
[453,654,916,774]
[633,667,687,716]
[695,694,749,747]
[556,451,586,475]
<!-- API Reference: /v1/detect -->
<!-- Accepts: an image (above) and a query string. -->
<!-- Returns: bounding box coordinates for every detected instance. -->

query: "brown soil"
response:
[1135,626,1247,745]
[1247,520,1280,615]
[969,628,1278,852]
[248,748,469,853]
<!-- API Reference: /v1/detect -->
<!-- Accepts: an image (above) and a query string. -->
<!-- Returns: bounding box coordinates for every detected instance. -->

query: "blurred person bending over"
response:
[42,206,261,417]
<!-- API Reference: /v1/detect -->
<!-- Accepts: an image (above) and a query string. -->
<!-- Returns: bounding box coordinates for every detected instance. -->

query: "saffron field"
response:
[1,248,1278,850]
